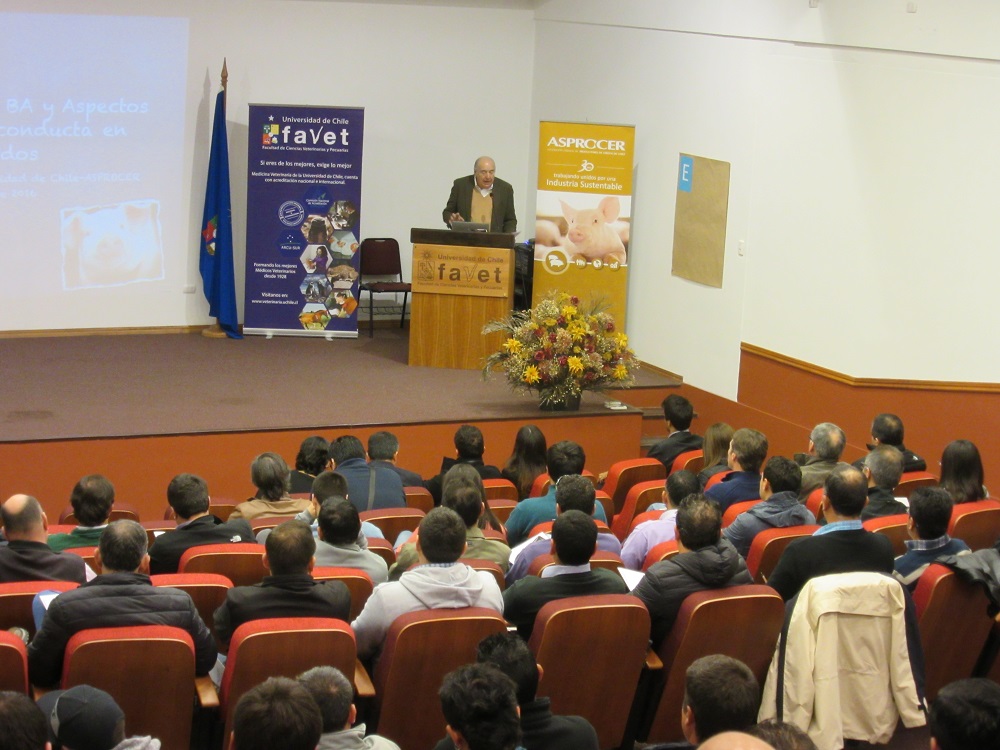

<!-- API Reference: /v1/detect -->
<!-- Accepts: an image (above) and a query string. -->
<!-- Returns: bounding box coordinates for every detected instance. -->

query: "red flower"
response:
[535,328,545,338]
[549,333,557,343]
[605,322,614,332]
[558,356,568,366]
[534,350,546,361]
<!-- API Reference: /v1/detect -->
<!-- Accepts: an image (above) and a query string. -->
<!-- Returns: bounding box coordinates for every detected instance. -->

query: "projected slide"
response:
[0,13,187,329]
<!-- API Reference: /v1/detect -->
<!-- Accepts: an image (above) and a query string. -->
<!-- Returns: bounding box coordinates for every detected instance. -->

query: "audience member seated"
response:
[504,441,607,546]
[851,413,927,474]
[48,475,115,552]
[501,424,548,501]
[0,494,90,583]
[503,510,628,638]
[767,466,895,601]
[213,520,351,649]
[230,453,312,521]
[351,507,503,661]
[432,632,598,750]
[699,734,776,750]
[0,690,48,750]
[35,684,160,750]
[506,475,620,584]
[705,429,768,512]
[620,470,699,570]
[330,435,405,512]
[269,471,385,544]
[149,473,255,575]
[632,495,752,647]
[439,663,521,750]
[893,487,970,590]
[927,678,1000,750]
[391,466,510,580]
[289,436,331,494]
[315,498,389,584]
[748,720,818,750]
[794,422,849,502]
[28,520,217,687]
[424,425,503,506]
[724,457,814,558]
[676,655,762,750]
[297,665,400,750]
[940,439,988,505]
[858,445,908,522]
[367,431,423,488]
[232,677,322,750]
[647,394,703,472]
[698,422,735,489]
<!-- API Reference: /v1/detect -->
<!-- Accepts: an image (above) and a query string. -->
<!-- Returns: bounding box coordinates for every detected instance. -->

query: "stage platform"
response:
[0,329,679,520]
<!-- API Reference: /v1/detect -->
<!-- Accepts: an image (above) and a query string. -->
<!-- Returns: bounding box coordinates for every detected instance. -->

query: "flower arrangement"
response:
[482,292,638,407]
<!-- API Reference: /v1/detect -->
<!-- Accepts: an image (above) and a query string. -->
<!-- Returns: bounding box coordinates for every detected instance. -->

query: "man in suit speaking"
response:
[443,156,517,233]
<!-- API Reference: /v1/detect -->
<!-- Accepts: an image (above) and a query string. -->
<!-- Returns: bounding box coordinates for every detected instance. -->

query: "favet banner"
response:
[244,104,364,337]
[532,121,635,328]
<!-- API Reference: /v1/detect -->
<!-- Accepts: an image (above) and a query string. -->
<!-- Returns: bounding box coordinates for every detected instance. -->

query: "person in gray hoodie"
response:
[351,507,504,661]
[723,457,816,558]
[632,494,753,647]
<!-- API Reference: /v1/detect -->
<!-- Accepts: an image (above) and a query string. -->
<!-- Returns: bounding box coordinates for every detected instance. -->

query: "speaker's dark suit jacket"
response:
[442,176,517,233]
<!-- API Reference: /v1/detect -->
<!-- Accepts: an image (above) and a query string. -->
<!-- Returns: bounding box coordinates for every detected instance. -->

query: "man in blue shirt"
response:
[893,486,970,589]
[705,428,768,513]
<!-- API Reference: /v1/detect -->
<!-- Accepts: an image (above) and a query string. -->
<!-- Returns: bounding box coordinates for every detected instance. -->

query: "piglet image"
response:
[559,196,627,265]
[61,201,164,289]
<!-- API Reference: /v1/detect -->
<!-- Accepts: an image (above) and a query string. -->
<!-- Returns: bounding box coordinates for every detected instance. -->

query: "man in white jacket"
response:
[351,507,504,661]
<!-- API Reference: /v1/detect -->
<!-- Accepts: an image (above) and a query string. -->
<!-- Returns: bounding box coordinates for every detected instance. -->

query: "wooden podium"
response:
[408,228,515,369]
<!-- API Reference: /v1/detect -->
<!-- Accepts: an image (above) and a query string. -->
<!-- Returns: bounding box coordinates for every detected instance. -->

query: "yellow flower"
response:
[544,318,557,328]
[613,363,629,380]
[523,366,540,384]
[503,338,522,354]
[567,356,584,375]
[561,305,577,320]
[613,332,629,349]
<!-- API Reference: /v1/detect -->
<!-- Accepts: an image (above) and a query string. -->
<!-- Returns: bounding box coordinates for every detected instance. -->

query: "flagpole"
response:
[202,58,231,339]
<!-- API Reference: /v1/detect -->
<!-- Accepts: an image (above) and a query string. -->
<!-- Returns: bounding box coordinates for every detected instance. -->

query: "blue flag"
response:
[200,90,242,338]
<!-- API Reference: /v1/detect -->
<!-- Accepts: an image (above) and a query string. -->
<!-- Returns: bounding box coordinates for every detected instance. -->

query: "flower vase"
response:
[539,393,581,412]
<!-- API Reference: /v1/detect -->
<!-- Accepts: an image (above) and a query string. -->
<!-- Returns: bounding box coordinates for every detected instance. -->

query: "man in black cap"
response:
[35,684,160,750]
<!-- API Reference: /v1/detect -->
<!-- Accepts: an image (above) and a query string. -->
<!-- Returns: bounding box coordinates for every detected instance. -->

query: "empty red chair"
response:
[643,540,679,571]
[178,543,267,587]
[612,479,666,542]
[0,580,79,637]
[745,525,819,583]
[671,450,704,475]
[895,471,939,498]
[913,563,996,700]
[220,618,358,750]
[61,625,197,750]
[863,514,910,556]
[721,499,763,528]
[0,630,28,693]
[949,499,1000,551]
[603,459,667,519]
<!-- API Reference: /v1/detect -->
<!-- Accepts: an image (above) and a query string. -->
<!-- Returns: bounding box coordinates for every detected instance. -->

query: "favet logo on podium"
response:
[411,244,510,298]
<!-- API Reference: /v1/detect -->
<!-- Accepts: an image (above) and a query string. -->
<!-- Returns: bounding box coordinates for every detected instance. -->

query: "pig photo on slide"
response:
[60,200,164,289]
